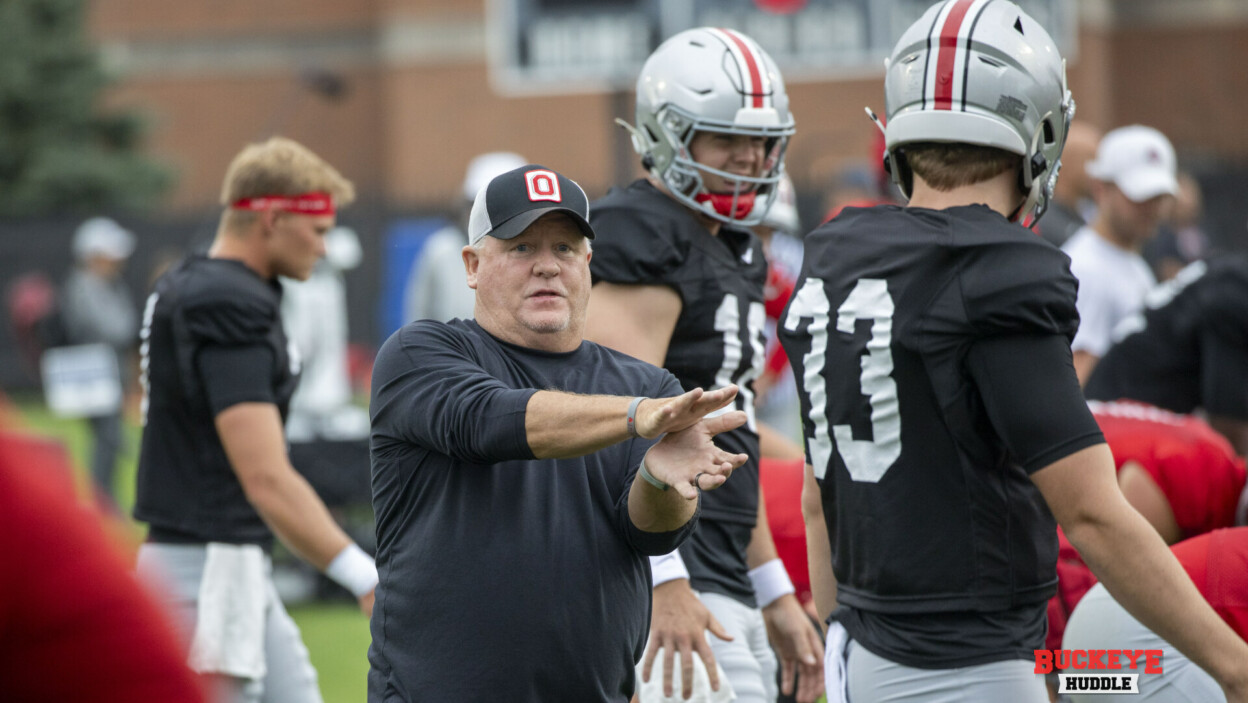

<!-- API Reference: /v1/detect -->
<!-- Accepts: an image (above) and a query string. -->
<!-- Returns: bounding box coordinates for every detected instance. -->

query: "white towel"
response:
[823,621,851,703]
[637,646,736,703]
[187,543,268,680]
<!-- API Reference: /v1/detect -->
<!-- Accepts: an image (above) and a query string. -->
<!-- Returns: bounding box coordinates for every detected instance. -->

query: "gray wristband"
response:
[626,396,647,438]
[637,457,670,491]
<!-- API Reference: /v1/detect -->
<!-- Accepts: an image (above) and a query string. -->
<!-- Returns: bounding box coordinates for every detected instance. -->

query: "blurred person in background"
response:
[133,137,376,703]
[61,216,140,505]
[1086,252,1248,455]
[753,172,805,443]
[1036,121,1102,247]
[1045,400,1248,661]
[402,151,527,323]
[1144,171,1211,282]
[821,162,893,224]
[283,226,369,443]
[1063,528,1248,703]
[281,226,373,600]
[1062,125,1179,384]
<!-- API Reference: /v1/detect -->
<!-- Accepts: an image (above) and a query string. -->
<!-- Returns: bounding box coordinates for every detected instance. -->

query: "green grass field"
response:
[290,603,372,702]
[11,394,371,703]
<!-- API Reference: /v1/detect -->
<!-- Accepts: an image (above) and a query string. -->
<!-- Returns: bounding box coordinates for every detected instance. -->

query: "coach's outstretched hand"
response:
[632,385,741,440]
[645,408,749,501]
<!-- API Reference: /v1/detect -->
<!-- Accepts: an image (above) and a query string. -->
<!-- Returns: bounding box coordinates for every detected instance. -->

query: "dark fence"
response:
[5,166,1248,394]
[0,201,440,393]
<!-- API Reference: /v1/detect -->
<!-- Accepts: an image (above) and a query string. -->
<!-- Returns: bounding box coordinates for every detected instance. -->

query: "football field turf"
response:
[289,603,372,702]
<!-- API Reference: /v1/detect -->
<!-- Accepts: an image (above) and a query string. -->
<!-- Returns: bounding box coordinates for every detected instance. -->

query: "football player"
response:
[1090,400,1246,545]
[133,137,376,703]
[1047,400,1247,652]
[779,1,1248,701]
[1086,254,1248,454]
[1064,528,1248,703]
[585,27,822,703]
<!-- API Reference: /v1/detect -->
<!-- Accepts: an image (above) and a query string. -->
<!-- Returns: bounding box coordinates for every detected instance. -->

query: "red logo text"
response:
[1034,649,1163,675]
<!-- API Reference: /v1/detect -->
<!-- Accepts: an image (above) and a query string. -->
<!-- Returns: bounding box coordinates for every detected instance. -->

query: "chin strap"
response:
[695,191,757,220]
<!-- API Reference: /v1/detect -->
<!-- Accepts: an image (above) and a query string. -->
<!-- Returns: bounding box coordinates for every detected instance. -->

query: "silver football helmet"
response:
[619,27,796,226]
[870,0,1075,223]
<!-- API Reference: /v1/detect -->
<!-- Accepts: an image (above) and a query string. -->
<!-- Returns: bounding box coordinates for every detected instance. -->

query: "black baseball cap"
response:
[467,164,595,246]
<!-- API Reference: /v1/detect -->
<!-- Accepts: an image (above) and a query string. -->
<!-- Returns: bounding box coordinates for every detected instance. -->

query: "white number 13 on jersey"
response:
[784,278,901,482]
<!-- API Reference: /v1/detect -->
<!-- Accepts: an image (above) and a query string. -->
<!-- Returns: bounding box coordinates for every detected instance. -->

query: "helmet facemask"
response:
[653,105,792,226]
[1022,79,1076,225]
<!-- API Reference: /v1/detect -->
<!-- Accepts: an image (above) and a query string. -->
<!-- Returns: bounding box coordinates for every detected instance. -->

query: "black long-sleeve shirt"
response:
[368,319,694,702]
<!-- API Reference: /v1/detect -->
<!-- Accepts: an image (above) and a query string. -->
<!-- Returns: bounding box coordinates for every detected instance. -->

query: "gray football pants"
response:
[702,591,780,702]
[1063,583,1224,703]
[846,640,1049,703]
[636,591,779,702]
[136,543,323,703]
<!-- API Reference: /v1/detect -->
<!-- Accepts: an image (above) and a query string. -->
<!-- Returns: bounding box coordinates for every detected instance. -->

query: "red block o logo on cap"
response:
[524,169,562,203]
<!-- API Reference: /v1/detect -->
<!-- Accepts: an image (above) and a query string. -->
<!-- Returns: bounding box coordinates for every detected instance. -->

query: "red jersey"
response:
[760,456,812,606]
[0,431,206,702]
[1091,400,1246,536]
[1046,402,1247,649]
[1171,528,1248,641]
[763,256,797,380]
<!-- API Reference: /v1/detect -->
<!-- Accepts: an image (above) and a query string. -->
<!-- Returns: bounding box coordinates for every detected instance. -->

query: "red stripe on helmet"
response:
[721,28,765,109]
[933,0,975,110]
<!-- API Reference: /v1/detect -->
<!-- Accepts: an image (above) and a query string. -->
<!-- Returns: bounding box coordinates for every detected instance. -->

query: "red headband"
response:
[231,192,335,216]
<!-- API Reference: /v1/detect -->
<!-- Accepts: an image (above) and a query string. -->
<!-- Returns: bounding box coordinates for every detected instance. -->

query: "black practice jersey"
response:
[1087,256,1248,420]
[134,256,300,545]
[590,179,768,604]
[779,205,1104,666]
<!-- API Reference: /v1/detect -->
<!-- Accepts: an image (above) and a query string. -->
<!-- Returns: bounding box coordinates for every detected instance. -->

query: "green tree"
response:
[0,0,171,216]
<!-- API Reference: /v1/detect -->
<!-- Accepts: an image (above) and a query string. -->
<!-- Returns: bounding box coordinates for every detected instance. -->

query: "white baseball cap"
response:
[1085,125,1179,203]
[72,217,136,262]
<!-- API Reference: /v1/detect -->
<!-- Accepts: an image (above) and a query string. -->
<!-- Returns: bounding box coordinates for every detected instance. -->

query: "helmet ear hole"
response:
[1042,119,1056,145]
[1018,153,1047,193]
[1030,153,1047,179]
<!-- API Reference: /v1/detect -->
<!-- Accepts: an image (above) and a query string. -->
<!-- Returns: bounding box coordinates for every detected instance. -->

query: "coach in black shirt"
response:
[368,164,749,702]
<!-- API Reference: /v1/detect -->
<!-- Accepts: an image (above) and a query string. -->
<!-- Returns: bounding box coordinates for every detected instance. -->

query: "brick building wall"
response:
[87,0,1248,215]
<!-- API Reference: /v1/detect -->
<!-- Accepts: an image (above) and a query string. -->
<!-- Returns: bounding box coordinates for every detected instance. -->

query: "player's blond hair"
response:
[219,137,355,231]
[903,142,1021,192]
